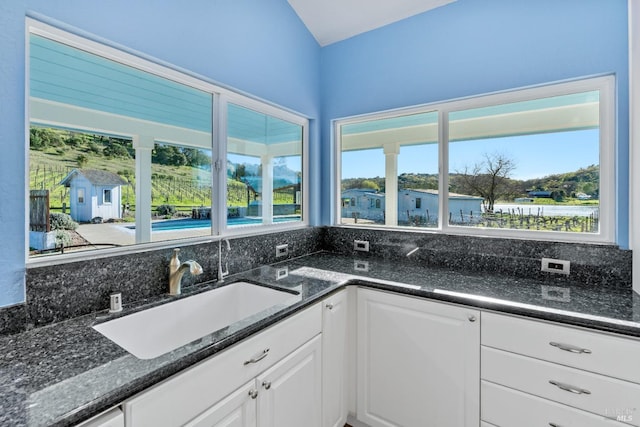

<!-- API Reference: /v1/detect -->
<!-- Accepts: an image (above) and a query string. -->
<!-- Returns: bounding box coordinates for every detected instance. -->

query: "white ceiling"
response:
[287,0,456,46]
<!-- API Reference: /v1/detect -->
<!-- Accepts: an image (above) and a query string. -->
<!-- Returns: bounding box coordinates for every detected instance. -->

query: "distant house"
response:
[342,189,385,221]
[341,188,483,224]
[60,169,128,222]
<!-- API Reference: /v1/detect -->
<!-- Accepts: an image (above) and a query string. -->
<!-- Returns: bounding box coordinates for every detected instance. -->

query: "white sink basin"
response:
[93,281,300,359]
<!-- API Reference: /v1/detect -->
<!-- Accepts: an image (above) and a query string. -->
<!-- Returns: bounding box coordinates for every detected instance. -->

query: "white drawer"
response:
[124,303,322,427]
[482,380,628,427]
[482,346,640,426]
[481,312,640,383]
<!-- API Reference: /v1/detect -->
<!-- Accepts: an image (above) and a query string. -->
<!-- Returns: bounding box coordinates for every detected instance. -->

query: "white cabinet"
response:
[185,335,322,427]
[257,334,322,427]
[356,288,480,427]
[76,408,124,427]
[184,381,256,427]
[322,289,349,427]
[124,303,322,427]
[481,312,640,427]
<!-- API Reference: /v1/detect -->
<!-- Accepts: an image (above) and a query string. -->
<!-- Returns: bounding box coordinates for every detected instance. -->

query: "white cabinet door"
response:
[357,288,480,427]
[75,407,123,427]
[322,289,349,427]
[185,381,257,427]
[257,334,322,427]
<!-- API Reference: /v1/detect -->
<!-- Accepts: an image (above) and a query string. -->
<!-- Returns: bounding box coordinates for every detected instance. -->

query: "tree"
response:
[455,152,516,213]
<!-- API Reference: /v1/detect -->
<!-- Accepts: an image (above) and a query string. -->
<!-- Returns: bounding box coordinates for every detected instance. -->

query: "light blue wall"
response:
[0,0,320,306]
[319,0,629,248]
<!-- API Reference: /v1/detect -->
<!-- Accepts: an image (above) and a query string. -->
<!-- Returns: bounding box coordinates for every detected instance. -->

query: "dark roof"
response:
[60,169,128,187]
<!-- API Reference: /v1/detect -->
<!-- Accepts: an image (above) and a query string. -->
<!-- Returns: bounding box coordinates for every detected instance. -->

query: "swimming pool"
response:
[128,216,300,231]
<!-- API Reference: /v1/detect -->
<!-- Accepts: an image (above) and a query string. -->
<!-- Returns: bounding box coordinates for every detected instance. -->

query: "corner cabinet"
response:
[356,288,480,427]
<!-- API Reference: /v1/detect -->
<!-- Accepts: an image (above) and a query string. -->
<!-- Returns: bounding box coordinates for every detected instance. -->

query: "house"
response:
[60,169,128,222]
[342,188,482,224]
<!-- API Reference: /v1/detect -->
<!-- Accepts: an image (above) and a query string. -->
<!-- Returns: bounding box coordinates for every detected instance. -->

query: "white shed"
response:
[60,169,128,222]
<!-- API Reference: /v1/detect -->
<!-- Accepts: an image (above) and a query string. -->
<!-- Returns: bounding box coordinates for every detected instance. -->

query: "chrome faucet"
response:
[217,238,230,283]
[169,248,203,295]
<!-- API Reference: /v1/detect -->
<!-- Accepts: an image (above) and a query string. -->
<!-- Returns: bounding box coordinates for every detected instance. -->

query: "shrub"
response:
[55,230,72,246]
[156,204,176,216]
[50,212,79,231]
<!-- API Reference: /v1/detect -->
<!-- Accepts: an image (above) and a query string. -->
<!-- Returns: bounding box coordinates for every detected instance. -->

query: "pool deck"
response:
[76,222,212,247]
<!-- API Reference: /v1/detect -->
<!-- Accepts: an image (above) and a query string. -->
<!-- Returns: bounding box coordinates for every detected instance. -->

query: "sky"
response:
[341,128,599,181]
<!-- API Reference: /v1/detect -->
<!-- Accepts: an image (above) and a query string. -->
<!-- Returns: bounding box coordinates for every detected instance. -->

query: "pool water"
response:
[128,216,300,231]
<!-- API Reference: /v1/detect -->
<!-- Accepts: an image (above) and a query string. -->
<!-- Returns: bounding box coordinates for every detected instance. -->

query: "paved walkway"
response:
[76,222,212,247]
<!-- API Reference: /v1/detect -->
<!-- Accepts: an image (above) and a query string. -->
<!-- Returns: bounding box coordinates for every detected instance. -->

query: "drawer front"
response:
[482,346,640,426]
[482,312,640,383]
[124,303,322,427]
[482,380,628,427]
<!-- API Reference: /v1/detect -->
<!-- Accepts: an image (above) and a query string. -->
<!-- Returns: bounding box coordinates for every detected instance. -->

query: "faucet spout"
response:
[217,238,230,283]
[169,249,203,295]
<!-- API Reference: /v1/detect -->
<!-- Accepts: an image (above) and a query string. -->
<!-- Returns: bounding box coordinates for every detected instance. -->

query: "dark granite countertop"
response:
[2,251,640,426]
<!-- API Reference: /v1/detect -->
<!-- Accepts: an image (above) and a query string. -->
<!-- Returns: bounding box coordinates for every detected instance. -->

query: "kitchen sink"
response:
[93,281,300,359]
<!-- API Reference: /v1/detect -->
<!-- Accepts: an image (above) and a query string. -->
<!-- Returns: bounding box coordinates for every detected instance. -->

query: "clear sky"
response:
[341,129,599,181]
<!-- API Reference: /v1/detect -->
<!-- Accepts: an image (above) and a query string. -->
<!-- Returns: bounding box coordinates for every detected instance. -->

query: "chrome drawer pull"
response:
[549,423,563,427]
[248,389,258,399]
[243,348,270,365]
[549,341,592,354]
[549,380,591,395]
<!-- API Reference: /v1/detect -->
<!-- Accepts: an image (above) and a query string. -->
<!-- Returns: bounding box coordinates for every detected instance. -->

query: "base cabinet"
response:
[185,335,322,427]
[185,382,257,427]
[356,288,480,427]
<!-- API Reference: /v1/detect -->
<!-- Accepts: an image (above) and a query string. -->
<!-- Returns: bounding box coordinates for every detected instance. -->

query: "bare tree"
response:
[455,152,516,212]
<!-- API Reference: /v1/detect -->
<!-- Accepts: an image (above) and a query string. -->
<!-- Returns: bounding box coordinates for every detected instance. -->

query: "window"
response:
[336,76,614,243]
[339,111,439,228]
[226,103,303,228]
[27,19,307,258]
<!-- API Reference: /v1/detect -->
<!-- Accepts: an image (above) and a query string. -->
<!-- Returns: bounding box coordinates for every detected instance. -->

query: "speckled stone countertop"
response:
[2,251,640,426]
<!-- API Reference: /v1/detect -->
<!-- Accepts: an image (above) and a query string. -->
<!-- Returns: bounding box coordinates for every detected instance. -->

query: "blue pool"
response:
[128,216,300,231]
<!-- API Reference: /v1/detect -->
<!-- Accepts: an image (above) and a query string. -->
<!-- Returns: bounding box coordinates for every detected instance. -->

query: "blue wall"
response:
[0,0,320,306]
[319,0,629,247]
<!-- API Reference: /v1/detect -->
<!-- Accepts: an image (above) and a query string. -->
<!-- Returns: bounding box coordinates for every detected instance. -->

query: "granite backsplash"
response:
[0,227,322,335]
[0,225,632,336]
[322,227,632,288]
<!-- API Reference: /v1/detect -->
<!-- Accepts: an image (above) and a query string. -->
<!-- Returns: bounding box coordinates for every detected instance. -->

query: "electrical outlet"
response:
[276,267,288,280]
[354,260,369,272]
[276,244,289,258]
[354,240,370,252]
[541,257,570,275]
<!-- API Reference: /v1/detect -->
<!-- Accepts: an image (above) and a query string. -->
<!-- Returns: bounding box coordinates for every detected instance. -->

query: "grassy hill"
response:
[29,128,296,216]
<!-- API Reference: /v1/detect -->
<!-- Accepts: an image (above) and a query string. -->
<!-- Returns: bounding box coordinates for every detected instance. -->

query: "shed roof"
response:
[60,169,128,187]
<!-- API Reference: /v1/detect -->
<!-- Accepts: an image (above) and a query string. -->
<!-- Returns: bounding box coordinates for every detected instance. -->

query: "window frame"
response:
[334,75,616,244]
[26,18,309,265]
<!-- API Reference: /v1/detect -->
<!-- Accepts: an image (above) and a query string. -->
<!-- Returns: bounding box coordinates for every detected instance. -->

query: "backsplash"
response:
[0,225,632,336]
[0,227,322,335]
[323,227,632,288]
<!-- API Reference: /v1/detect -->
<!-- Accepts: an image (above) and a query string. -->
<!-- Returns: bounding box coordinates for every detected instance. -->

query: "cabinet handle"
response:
[248,389,258,399]
[262,380,271,390]
[549,342,592,354]
[326,303,334,310]
[468,315,476,322]
[549,423,564,427]
[548,380,591,395]
[243,348,270,365]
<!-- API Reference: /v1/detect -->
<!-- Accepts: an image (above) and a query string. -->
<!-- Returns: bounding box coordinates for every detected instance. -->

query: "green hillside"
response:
[29,127,294,216]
